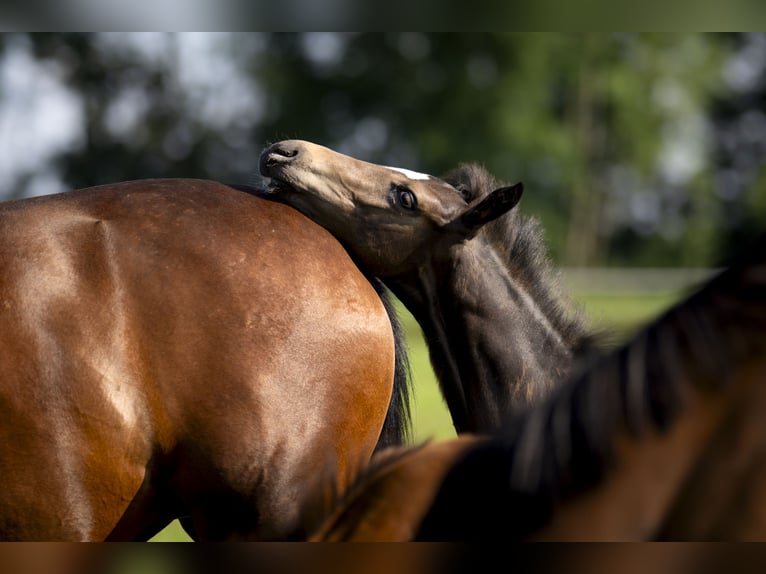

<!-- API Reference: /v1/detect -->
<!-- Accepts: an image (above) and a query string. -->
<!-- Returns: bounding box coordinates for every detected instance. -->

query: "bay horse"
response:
[305,232,766,541]
[0,178,410,541]
[259,140,599,435]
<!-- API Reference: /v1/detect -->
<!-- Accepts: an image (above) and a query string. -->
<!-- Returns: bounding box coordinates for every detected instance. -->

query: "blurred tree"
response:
[250,34,732,266]
[0,33,754,268]
[709,33,766,265]
[6,33,268,195]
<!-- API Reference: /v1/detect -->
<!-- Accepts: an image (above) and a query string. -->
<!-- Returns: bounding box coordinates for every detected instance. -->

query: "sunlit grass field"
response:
[151,289,681,542]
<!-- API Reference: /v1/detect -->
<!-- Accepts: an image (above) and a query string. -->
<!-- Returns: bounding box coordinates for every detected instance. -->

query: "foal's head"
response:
[259,140,522,277]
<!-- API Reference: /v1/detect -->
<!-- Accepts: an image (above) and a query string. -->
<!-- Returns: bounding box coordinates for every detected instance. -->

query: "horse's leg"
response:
[106,508,175,541]
[104,466,179,541]
[178,497,263,541]
[178,516,199,541]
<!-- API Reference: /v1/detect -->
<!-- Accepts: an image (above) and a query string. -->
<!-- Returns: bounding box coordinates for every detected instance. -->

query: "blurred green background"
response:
[2,33,765,267]
[0,33,762,542]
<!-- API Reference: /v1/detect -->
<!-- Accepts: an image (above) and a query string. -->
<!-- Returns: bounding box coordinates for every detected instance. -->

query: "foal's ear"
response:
[449,182,524,236]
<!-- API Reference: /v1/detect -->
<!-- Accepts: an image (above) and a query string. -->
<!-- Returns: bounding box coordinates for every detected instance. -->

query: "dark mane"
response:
[443,163,601,355]
[416,234,766,540]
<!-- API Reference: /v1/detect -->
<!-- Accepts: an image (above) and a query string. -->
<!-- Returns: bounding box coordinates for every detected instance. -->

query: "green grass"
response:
[576,291,681,336]
[150,290,680,541]
[150,520,189,542]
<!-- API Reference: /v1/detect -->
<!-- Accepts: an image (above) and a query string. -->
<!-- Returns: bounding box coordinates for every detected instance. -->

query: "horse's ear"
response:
[449,182,523,236]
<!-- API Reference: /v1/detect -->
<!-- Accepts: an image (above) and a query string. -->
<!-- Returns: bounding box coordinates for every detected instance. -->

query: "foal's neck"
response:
[391,217,590,434]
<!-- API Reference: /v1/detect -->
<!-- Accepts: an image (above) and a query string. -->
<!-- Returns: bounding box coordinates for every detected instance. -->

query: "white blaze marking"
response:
[385,166,432,181]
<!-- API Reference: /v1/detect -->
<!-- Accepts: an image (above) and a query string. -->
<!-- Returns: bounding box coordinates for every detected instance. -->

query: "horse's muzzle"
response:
[260,141,303,177]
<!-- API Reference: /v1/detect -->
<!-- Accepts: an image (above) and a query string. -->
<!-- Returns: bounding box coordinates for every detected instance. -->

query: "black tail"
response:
[370,277,413,449]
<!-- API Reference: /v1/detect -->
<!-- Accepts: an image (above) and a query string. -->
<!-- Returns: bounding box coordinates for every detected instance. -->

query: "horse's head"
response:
[259,140,523,277]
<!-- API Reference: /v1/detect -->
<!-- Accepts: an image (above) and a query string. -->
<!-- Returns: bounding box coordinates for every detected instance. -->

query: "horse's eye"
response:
[396,186,417,211]
[456,185,472,202]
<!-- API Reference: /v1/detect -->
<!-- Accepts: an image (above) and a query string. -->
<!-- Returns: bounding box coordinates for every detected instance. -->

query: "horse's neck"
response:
[391,238,583,434]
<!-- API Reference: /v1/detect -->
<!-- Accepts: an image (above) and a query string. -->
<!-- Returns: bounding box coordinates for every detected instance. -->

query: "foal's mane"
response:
[416,232,766,540]
[443,164,599,355]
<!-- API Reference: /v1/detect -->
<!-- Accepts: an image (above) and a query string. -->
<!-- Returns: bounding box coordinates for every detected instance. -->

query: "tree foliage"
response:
[0,33,762,267]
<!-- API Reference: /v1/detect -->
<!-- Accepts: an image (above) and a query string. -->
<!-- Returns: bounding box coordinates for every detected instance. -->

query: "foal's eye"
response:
[395,186,417,211]
[455,185,472,202]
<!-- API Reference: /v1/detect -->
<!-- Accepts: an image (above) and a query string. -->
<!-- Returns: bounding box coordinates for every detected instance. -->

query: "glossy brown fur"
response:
[309,233,766,541]
[0,179,397,541]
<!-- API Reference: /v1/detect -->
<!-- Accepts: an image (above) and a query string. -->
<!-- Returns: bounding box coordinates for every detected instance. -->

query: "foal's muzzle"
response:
[260,141,303,176]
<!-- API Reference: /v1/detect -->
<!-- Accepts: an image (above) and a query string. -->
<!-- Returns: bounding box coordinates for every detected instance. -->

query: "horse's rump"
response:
[0,179,402,540]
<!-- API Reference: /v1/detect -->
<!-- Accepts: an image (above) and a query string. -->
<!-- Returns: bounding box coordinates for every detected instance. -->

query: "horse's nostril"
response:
[271,143,300,159]
[260,142,302,175]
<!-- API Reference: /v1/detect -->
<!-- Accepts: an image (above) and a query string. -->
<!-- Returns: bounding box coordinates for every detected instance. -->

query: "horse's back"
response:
[0,180,396,540]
